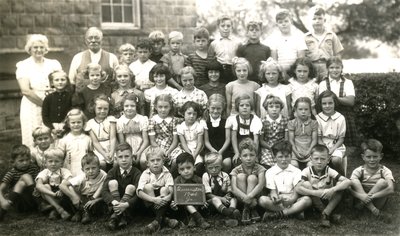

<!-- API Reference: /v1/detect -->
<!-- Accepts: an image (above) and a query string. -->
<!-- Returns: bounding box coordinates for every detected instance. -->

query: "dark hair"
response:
[81,152,100,168]
[239,138,257,155]
[121,93,140,108]
[149,64,171,83]
[310,144,329,155]
[180,101,203,118]
[153,94,174,116]
[88,93,111,116]
[313,7,326,16]
[271,141,292,156]
[294,97,312,111]
[276,9,292,22]
[361,139,383,153]
[288,57,316,79]
[194,27,210,40]
[115,142,132,153]
[176,152,195,166]
[205,59,223,74]
[11,144,30,161]
[234,94,254,112]
[48,70,72,92]
[317,90,339,113]
[136,38,153,51]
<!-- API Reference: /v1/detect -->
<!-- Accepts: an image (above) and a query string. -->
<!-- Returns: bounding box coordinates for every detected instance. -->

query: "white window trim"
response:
[101,0,141,30]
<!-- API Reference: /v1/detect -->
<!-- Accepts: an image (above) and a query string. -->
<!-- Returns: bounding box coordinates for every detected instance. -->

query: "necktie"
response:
[122,170,128,178]
[213,177,222,194]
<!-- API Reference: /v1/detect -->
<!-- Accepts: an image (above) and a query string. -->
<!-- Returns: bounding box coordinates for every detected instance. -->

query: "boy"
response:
[137,146,178,233]
[0,145,39,220]
[349,139,394,221]
[295,144,351,227]
[202,152,241,225]
[186,27,214,88]
[161,31,187,90]
[304,6,344,79]
[35,148,72,220]
[118,43,136,65]
[199,60,226,98]
[102,143,142,230]
[209,15,241,84]
[31,126,54,170]
[129,38,156,91]
[172,152,210,229]
[266,9,307,79]
[148,30,165,64]
[60,152,107,224]
[236,21,271,84]
[259,141,312,221]
[231,138,266,224]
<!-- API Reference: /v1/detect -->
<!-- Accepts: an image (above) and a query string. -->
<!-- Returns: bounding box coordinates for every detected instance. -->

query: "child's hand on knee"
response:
[170,201,178,210]
[55,190,63,198]
[0,199,12,210]
[219,196,230,206]
[321,188,335,200]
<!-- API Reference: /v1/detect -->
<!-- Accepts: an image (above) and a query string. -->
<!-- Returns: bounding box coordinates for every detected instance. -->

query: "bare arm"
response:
[338,96,355,107]
[166,134,179,157]
[36,178,56,197]
[230,175,247,200]
[247,171,266,199]
[271,50,278,61]
[17,78,43,106]
[295,180,325,197]
[108,123,117,161]
[192,133,204,158]
[219,128,231,154]
[179,134,192,154]
[226,89,233,116]
[89,130,109,160]
[136,130,149,157]
[255,93,261,117]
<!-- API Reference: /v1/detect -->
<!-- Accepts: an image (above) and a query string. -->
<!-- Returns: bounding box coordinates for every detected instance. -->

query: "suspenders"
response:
[325,77,345,97]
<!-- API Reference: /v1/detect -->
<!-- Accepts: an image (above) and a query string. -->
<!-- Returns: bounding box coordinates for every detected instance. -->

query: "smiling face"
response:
[181,73,195,91]
[115,70,131,89]
[178,161,195,180]
[295,64,310,83]
[209,101,223,120]
[147,154,164,174]
[85,29,102,53]
[264,66,279,86]
[235,63,249,81]
[88,69,102,87]
[296,101,311,121]
[240,148,257,168]
[68,114,84,135]
[219,19,232,38]
[321,96,335,116]
[82,162,100,179]
[155,100,171,118]
[123,99,137,118]
[154,73,167,87]
[277,16,291,34]
[362,149,383,169]
[208,70,220,83]
[52,74,68,91]
[94,99,109,120]
[275,151,291,170]
[46,156,63,172]
[328,63,343,80]
[30,41,47,59]
[34,134,52,151]
[116,149,133,170]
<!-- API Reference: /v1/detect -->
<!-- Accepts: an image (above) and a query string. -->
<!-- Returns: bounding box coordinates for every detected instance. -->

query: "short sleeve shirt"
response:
[116,114,148,134]
[304,30,344,61]
[85,116,116,142]
[316,112,346,147]
[35,168,72,187]
[265,164,301,194]
[289,78,319,107]
[301,166,341,190]
[137,166,174,193]
[202,171,232,194]
[173,87,208,111]
[68,169,107,196]
[318,77,355,97]
[226,114,263,135]
[230,163,266,177]
[350,165,394,189]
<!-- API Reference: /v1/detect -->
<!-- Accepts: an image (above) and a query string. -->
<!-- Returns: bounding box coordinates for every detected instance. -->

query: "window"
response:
[101,0,141,29]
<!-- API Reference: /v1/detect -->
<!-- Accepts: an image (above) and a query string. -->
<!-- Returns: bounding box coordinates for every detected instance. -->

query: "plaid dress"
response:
[147,115,180,152]
[260,115,289,167]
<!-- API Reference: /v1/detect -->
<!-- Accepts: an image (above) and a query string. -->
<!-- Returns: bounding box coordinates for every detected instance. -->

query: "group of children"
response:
[0,6,395,233]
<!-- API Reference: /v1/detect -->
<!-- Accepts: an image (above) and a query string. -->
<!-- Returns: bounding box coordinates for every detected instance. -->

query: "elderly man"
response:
[69,27,119,92]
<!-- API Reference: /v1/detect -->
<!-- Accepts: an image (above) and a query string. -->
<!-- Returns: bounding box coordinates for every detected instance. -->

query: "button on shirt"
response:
[209,36,241,65]
[265,164,301,194]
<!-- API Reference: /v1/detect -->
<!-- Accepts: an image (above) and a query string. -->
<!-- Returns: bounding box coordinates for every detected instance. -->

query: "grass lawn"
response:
[0,134,399,236]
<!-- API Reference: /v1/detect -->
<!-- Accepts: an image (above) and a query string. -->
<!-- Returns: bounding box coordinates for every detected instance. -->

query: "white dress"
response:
[255,83,291,118]
[16,57,62,147]
[116,114,148,154]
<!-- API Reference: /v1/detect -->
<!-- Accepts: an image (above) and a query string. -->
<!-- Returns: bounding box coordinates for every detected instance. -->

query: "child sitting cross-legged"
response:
[202,152,241,226]
[35,148,72,220]
[349,139,394,223]
[259,141,311,221]
[231,138,266,224]
[295,144,351,228]
[0,145,40,220]
[172,152,210,229]
[102,143,142,230]
[137,146,179,233]
[59,152,107,224]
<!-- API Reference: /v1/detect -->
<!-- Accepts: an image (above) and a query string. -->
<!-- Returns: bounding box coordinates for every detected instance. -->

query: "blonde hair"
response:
[64,108,87,131]
[44,148,65,161]
[113,64,135,87]
[232,57,253,77]
[149,30,166,42]
[258,57,284,84]
[24,34,49,54]
[84,63,106,81]
[180,66,196,78]
[204,152,222,166]
[118,43,135,53]
[168,31,184,42]
[32,126,52,139]
[145,146,165,160]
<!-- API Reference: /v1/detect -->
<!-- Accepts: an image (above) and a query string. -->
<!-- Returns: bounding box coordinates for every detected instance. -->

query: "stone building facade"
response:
[0,0,197,133]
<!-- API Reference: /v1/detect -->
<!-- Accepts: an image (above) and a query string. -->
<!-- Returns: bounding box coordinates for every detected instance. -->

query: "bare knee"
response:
[237,173,247,183]
[247,174,258,184]
[258,195,270,207]
[222,158,232,172]
[143,184,154,194]
[375,179,388,189]
[108,180,119,190]
[125,184,136,195]
[160,187,170,196]
[299,196,312,207]
[19,174,34,185]
[331,156,342,166]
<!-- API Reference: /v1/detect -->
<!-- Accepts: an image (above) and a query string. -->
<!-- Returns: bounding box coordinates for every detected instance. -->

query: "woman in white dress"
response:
[16,34,62,147]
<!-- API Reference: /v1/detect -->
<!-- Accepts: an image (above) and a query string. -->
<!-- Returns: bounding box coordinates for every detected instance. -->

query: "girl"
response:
[226,94,262,165]
[85,94,117,171]
[318,56,358,147]
[58,108,92,177]
[171,101,206,176]
[117,93,149,167]
[204,94,233,172]
[73,63,112,119]
[255,58,292,119]
[259,95,289,169]
[111,64,145,117]
[316,90,347,176]
[144,64,178,117]
[288,57,319,116]
[226,57,260,116]
[287,97,318,168]
[141,94,179,170]
[42,70,73,136]
[230,138,266,224]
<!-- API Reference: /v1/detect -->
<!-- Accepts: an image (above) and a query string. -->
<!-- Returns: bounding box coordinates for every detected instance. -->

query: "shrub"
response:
[347,73,400,159]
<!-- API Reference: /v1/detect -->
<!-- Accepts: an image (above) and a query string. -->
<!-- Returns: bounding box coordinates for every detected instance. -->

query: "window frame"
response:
[101,0,141,30]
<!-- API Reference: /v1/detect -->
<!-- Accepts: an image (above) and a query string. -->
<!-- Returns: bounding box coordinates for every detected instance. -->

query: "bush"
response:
[347,73,400,159]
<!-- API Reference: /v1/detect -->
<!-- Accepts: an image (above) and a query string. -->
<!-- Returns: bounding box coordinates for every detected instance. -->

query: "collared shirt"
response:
[35,168,72,187]
[255,83,291,118]
[316,112,346,142]
[137,166,174,193]
[266,164,301,194]
[129,59,156,91]
[173,87,208,111]
[85,116,116,142]
[209,35,241,65]
[318,76,355,97]
[161,51,187,76]
[147,115,179,150]
[289,78,319,107]
[120,166,133,176]
[68,169,107,196]
[261,114,289,145]
[301,166,341,190]
[226,114,263,135]
[230,163,266,177]
[350,165,395,189]
[304,30,344,61]
[202,171,231,194]
[236,40,271,82]
[209,115,221,128]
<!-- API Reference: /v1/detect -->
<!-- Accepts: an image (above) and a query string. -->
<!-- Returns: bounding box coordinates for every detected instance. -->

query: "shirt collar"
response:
[310,166,330,179]
[120,166,132,175]
[328,76,345,83]
[266,114,282,123]
[209,115,221,127]
[219,35,233,40]
[153,114,173,124]
[89,49,102,56]
[318,112,340,122]
[170,51,182,56]
[118,88,134,96]
[144,166,170,176]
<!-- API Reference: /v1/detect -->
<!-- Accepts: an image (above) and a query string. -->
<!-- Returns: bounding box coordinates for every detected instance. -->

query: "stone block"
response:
[17,36,26,49]
[52,36,69,48]
[19,15,34,27]
[25,2,42,13]
[173,7,184,15]
[92,2,100,14]
[35,15,50,27]
[44,27,64,35]
[0,1,11,13]
[178,16,197,27]
[2,15,18,28]
[74,1,90,14]
[10,28,27,36]
[51,15,65,28]
[11,0,25,13]
[43,2,58,13]
[60,3,73,14]
[87,16,101,27]
[68,15,87,27]
[0,37,17,48]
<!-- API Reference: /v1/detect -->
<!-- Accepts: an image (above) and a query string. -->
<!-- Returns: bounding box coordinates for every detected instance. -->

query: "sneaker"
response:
[164,217,180,229]
[232,209,241,222]
[71,211,82,222]
[48,210,59,220]
[250,209,261,222]
[224,219,239,227]
[145,220,160,234]
[81,210,91,224]
[187,216,196,228]
[59,210,71,220]
[106,217,118,230]
[241,208,251,224]
[321,213,331,228]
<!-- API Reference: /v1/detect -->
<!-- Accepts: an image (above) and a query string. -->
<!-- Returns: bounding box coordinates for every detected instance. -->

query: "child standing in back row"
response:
[129,39,156,91]
[148,31,166,64]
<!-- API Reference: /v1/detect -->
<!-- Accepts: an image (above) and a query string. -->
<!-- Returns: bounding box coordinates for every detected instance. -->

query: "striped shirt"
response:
[186,52,214,87]
[2,164,40,187]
